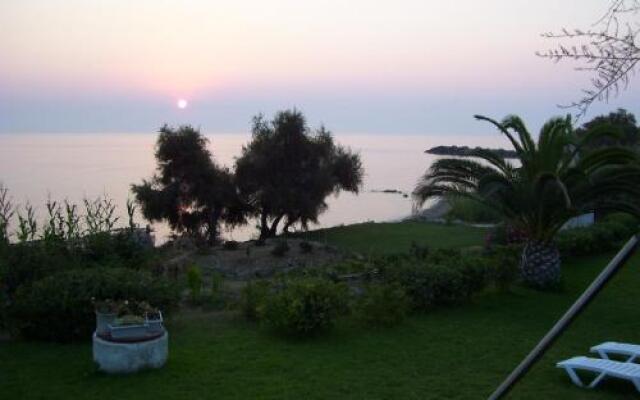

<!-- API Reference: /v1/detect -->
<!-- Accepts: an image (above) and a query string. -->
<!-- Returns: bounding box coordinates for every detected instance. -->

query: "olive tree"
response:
[235,109,363,239]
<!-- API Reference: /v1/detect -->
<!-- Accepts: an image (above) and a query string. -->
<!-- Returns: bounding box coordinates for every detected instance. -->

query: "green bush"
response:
[557,215,638,257]
[0,231,154,302]
[485,245,521,291]
[9,268,179,342]
[380,253,490,311]
[409,241,429,260]
[210,271,224,295]
[204,271,225,310]
[80,231,152,268]
[271,241,290,257]
[355,283,409,327]
[262,278,349,336]
[239,280,272,321]
[186,265,203,304]
[484,224,527,248]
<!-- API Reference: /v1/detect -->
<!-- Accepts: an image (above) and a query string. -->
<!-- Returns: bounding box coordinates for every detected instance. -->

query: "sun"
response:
[177,99,188,109]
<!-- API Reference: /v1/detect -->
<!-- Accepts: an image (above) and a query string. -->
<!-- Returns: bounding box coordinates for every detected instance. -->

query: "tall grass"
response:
[0,184,137,244]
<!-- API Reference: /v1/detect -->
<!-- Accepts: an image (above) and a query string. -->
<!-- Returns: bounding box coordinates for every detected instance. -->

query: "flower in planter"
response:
[92,298,119,314]
[113,315,146,326]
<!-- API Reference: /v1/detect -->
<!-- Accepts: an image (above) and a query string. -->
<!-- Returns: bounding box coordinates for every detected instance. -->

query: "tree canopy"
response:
[235,109,363,239]
[131,125,244,244]
[575,108,640,149]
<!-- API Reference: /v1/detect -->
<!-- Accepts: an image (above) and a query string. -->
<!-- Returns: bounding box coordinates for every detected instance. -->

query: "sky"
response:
[1,0,639,135]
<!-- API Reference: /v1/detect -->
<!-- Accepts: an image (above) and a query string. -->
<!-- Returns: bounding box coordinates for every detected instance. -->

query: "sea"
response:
[0,133,505,242]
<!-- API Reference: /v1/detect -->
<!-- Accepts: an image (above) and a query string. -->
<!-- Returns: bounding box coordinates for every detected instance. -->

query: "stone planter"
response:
[93,331,168,374]
[95,311,117,336]
[146,311,164,334]
[109,324,149,340]
[107,311,165,341]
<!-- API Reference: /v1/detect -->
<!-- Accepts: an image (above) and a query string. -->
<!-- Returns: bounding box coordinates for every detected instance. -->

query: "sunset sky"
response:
[1,0,638,134]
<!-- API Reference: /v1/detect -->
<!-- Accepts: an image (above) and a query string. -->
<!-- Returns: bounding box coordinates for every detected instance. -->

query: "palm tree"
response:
[414,114,640,289]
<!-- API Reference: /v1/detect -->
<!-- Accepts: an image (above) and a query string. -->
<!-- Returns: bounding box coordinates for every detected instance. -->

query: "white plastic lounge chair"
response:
[591,342,640,362]
[557,356,640,391]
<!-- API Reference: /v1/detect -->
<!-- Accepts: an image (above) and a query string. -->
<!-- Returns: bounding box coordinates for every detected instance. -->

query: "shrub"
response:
[222,240,240,251]
[0,242,73,301]
[557,215,638,257]
[355,283,409,327]
[9,268,179,342]
[239,280,272,321]
[271,241,290,257]
[0,230,154,303]
[380,254,490,311]
[299,241,313,254]
[186,265,203,303]
[80,231,152,268]
[210,271,224,294]
[485,224,527,249]
[409,241,429,260]
[204,271,225,310]
[485,245,521,291]
[262,278,349,336]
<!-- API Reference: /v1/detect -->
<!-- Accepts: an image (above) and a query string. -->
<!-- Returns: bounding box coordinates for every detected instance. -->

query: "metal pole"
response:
[487,234,640,400]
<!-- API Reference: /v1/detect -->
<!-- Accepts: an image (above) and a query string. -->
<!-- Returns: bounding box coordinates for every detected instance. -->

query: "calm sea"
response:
[0,133,504,241]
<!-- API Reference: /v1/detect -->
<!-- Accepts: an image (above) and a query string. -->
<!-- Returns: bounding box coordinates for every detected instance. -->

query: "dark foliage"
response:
[186,265,203,304]
[556,214,639,257]
[235,109,363,239]
[261,277,349,337]
[298,240,314,254]
[378,250,491,311]
[222,240,240,251]
[239,280,272,321]
[354,283,410,327]
[0,230,153,303]
[426,145,517,159]
[575,109,640,149]
[9,268,179,342]
[132,125,247,244]
[271,241,290,257]
[485,224,528,249]
[484,245,521,292]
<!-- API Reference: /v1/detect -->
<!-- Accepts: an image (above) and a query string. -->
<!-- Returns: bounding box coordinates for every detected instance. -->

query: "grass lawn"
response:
[2,223,640,399]
[297,221,488,255]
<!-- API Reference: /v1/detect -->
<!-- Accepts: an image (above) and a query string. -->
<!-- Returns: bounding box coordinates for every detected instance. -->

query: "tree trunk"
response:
[282,219,294,235]
[520,240,561,289]
[206,207,222,246]
[259,210,269,240]
[268,214,284,238]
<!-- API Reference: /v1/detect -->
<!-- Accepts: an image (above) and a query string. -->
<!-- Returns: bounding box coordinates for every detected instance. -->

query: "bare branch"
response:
[540,1,640,117]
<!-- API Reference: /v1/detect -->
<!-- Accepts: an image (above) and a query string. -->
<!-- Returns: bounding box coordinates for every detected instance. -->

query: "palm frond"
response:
[500,115,537,155]
[415,113,640,242]
[474,115,526,157]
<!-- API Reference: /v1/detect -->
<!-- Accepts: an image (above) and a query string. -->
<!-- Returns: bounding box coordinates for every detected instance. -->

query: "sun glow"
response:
[177,99,188,109]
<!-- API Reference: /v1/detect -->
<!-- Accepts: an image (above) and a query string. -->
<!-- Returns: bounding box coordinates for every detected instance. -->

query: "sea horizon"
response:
[0,132,507,242]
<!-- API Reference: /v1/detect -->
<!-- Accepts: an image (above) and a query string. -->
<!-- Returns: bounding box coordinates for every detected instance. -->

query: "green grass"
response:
[298,221,488,255]
[2,222,640,399]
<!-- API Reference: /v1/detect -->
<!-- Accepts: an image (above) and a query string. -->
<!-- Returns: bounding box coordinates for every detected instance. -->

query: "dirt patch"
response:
[191,238,347,280]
